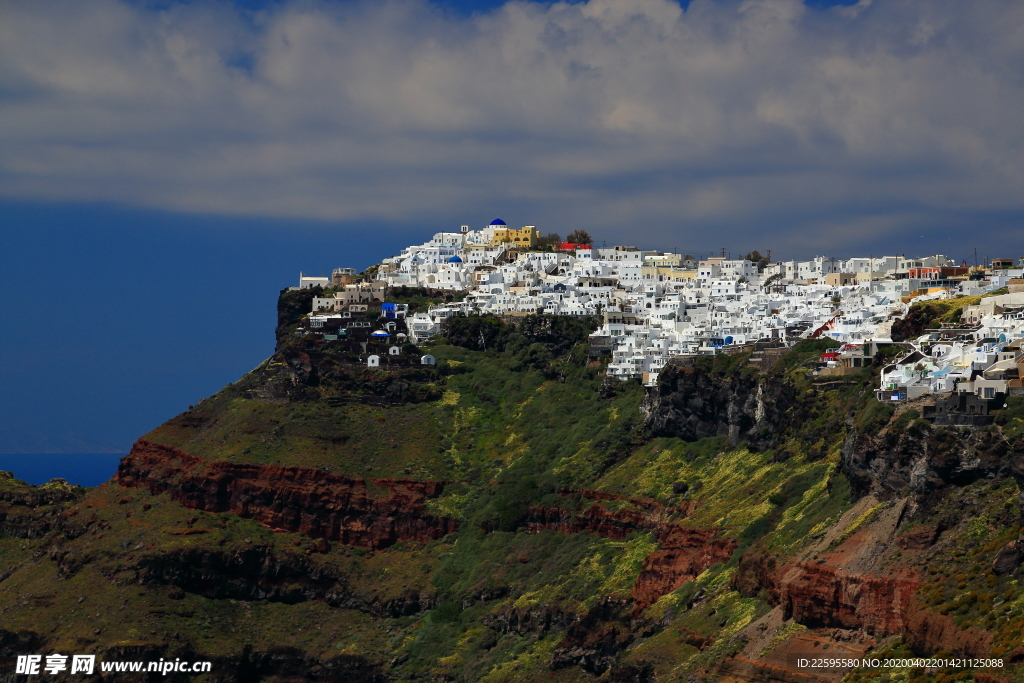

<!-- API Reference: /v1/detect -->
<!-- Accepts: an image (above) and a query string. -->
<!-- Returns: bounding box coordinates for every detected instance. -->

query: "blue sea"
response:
[0,453,125,487]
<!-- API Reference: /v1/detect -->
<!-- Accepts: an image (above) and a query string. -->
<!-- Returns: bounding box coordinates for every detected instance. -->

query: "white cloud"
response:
[1,0,1022,253]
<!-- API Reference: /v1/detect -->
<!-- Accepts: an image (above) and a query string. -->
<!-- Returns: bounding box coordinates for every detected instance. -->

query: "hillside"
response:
[2,289,1024,683]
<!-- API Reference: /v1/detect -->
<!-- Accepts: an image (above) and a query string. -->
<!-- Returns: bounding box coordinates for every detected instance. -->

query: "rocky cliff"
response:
[116,439,457,549]
[526,488,736,612]
[8,298,1024,682]
[641,356,800,450]
[843,412,1024,505]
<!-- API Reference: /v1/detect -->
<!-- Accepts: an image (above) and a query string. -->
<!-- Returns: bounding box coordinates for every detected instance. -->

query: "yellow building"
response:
[491,225,539,248]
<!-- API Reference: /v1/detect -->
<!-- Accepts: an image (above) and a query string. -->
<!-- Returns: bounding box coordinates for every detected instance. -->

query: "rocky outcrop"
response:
[842,418,1024,504]
[772,560,920,635]
[116,440,457,549]
[240,352,445,406]
[0,474,80,507]
[631,526,736,611]
[0,630,48,683]
[134,546,435,618]
[525,488,696,539]
[549,598,658,676]
[735,552,991,656]
[526,488,734,612]
[641,359,798,450]
[0,474,82,540]
[992,541,1024,575]
[484,604,579,638]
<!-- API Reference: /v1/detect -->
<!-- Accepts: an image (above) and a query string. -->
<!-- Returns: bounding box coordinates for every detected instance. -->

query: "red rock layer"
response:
[631,527,736,611]
[525,488,699,539]
[116,439,457,549]
[766,561,990,656]
[526,488,733,611]
[773,561,920,635]
[526,503,657,539]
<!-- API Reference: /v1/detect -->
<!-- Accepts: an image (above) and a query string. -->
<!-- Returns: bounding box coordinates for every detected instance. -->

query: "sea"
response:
[0,453,125,488]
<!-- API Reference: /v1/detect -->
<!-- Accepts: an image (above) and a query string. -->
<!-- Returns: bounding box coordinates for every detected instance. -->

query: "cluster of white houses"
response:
[300,220,1024,401]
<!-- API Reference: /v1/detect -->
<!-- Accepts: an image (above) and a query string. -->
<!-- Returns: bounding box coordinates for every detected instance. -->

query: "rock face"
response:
[526,488,735,612]
[992,541,1024,575]
[641,359,797,449]
[525,489,697,539]
[773,560,920,634]
[116,440,457,549]
[734,510,995,659]
[0,474,82,539]
[136,545,436,618]
[631,526,735,611]
[843,422,1024,502]
[737,555,992,656]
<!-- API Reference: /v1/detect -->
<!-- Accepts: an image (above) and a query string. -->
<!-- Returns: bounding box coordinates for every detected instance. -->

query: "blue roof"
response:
[448,255,462,263]
[489,218,506,226]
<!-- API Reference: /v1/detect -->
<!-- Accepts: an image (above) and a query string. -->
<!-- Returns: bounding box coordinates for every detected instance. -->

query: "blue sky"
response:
[1,0,1023,452]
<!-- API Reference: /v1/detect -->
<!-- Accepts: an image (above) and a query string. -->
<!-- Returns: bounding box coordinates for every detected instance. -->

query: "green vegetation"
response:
[7,295,1024,682]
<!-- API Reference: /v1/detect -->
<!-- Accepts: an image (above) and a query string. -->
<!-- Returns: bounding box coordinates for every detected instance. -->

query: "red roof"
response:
[556,242,592,251]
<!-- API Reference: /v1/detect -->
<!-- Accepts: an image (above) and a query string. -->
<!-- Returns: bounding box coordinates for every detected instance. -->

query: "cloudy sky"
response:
[5,0,1023,252]
[1,0,1022,455]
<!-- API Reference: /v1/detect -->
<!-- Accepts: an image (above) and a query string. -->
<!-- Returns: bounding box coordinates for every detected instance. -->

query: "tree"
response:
[762,273,783,290]
[566,230,593,245]
[744,251,770,272]
[536,232,562,250]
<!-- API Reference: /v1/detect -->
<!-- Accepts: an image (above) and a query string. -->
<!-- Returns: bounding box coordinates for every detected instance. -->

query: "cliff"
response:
[641,355,800,450]
[6,296,1024,683]
[525,489,735,612]
[116,439,457,549]
[843,413,1024,505]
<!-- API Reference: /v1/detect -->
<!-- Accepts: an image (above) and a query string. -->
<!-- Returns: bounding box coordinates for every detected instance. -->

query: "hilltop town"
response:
[6,220,1024,683]
[296,219,1024,415]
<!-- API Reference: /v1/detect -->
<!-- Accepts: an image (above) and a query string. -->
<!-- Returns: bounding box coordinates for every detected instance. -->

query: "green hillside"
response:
[2,291,1024,682]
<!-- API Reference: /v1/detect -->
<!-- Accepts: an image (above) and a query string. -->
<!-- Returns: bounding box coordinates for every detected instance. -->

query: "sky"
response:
[1,0,1022,453]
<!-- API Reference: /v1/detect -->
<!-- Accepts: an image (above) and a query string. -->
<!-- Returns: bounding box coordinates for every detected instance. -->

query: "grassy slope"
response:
[0,336,864,681]
[6,302,1024,681]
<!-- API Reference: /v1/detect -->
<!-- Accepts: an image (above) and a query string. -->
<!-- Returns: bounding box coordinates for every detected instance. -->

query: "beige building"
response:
[825,273,858,286]
[332,282,387,308]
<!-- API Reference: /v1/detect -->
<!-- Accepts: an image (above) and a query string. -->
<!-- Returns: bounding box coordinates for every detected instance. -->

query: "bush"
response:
[431,600,462,623]
[443,315,512,352]
[890,408,921,434]
[856,400,895,436]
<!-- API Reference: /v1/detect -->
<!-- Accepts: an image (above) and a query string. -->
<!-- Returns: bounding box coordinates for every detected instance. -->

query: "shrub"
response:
[856,400,895,436]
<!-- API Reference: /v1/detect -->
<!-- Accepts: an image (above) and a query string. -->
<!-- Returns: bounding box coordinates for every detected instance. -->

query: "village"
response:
[294,219,1024,420]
